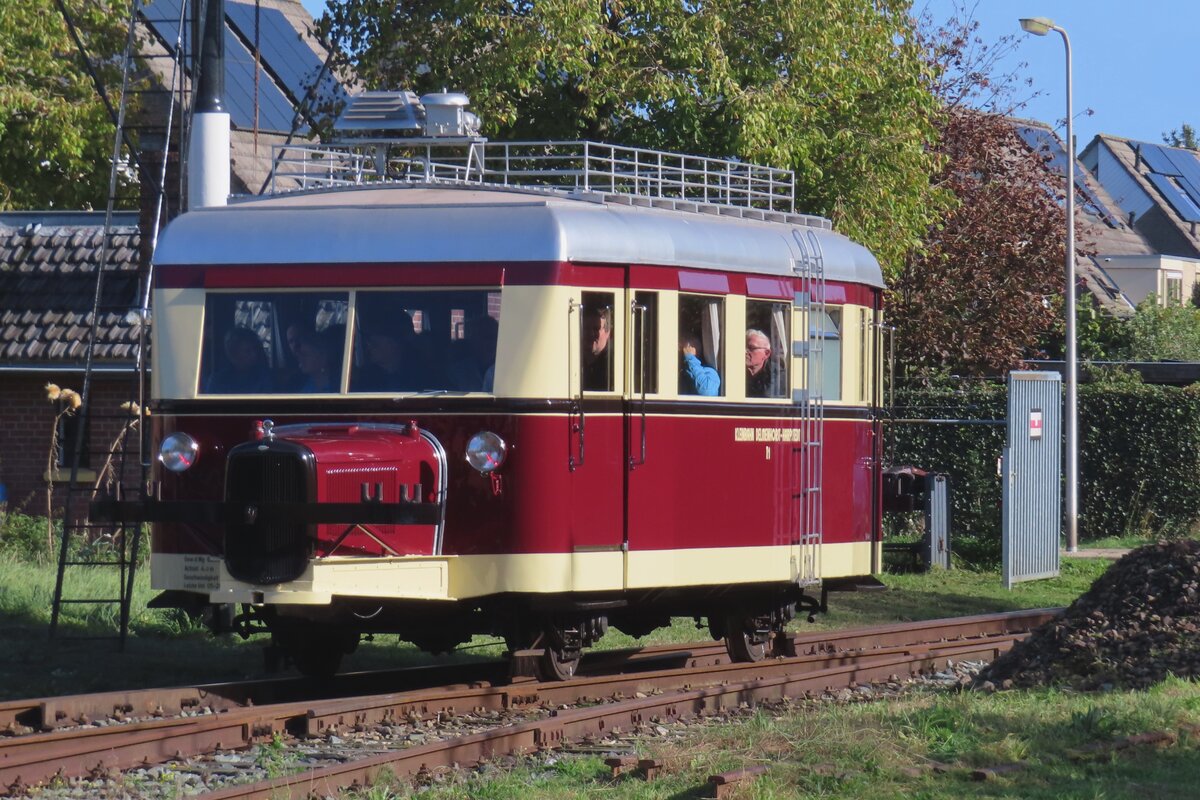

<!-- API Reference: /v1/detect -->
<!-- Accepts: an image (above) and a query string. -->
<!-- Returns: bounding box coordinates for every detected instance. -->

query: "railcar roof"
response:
[155,184,884,288]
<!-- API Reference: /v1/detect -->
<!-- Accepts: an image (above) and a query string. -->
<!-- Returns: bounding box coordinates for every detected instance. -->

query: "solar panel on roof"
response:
[224,29,300,133]
[1164,146,1200,189]
[139,0,186,56]
[1146,173,1200,223]
[226,1,348,120]
[1179,178,1200,212]
[138,0,307,134]
[1135,143,1182,176]
[1017,124,1120,227]
[1017,125,1070,173]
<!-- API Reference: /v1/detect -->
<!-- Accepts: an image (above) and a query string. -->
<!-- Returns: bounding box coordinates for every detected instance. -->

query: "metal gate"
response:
[925,474,951,570]
[1001,371,1061,588]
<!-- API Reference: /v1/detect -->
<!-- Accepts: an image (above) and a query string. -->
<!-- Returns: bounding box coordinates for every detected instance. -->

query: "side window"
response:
[581,291,615,392]
[817,307,843,402]
[678,294,723,397]
[746,300,789,398]
[633,291,658,395]
[199,292,348,394]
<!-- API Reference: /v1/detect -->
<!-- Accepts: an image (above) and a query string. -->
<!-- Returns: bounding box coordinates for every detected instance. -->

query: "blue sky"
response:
[299,0,1197,153]
[920,1,1199,151]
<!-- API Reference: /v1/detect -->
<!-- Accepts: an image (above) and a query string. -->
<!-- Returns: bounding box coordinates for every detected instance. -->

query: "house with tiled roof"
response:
[0,0,350,513]
[0,211,144,511]
[1080,135,1200,306]
[1012,120,1158,316]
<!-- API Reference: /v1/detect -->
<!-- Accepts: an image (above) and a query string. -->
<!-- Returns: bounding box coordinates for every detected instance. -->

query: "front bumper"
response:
[152,552,456,604]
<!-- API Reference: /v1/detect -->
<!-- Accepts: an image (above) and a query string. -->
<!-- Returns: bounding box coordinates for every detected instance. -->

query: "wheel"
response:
[290,639,346,678]
[505,620,584,681]
[540,643,582,680]
[723,613,772,663]
[272,623,358,678]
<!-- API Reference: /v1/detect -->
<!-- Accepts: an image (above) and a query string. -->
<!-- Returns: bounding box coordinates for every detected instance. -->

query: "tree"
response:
[886,4,1090,377]
[1164,123,1198,151]
[318,0,946,277]
[0,0,126,210]
[889,107,1069,375]
[1122,299,1200,362]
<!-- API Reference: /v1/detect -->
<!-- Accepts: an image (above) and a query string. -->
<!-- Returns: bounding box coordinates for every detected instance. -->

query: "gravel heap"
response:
[981,541,1200,690]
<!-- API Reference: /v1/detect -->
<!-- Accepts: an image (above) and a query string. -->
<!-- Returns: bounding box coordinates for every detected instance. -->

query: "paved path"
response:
[1061,548,1130,559]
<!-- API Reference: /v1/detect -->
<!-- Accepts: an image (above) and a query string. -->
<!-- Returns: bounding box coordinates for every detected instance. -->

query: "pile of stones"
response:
[981,541,1200,690]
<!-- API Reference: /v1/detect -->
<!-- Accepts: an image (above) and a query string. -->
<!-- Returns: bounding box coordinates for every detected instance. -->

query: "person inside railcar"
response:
[679,333,720,396]
[447,313,499,392]
[204,326,274,393]
[352,313,442,392]
[582,303,613,391]
[293,326,343,393]
[745,329,773,398]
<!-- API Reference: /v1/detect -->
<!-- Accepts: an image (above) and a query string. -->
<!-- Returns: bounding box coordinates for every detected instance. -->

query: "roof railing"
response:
[268,138,795,213]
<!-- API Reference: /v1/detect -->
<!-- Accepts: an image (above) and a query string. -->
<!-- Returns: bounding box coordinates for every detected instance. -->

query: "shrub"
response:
[1078,381,1200,538]
[888,379,1007,566]
[0,512,59,564]
[889,376,1200,565]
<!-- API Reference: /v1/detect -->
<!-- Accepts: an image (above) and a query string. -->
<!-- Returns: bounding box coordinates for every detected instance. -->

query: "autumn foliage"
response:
[889,108,1072,376]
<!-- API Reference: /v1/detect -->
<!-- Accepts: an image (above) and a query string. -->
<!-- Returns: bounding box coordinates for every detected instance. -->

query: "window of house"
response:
[56,410,91,469]
[746,300,789,398]
[633,291,658,395]
[1166,272,1184,306]
[678,294,723,397]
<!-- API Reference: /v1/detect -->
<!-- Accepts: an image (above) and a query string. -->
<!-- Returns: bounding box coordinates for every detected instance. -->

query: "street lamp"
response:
[1020,16,1078,553]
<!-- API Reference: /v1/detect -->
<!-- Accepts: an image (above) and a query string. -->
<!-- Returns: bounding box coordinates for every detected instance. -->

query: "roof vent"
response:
[333,90,426,136]
[419,92,480,138]
[332,90,480,139]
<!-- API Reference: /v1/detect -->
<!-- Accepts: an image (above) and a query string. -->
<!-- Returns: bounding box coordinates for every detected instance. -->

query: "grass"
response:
[349,676,1200,799]
[0,548,1115,700]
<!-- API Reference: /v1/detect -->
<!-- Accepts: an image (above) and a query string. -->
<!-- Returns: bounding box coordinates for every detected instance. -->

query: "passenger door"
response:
[569,289,626,554]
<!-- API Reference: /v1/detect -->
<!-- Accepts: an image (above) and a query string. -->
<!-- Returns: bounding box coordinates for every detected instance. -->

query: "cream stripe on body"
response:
[152,540,879,605]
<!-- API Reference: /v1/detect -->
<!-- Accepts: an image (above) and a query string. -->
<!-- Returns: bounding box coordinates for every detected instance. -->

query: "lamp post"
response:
[1020,16,1077,553]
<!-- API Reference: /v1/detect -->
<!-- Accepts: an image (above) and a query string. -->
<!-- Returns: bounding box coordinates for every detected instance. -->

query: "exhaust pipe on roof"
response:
[187,0,230,209]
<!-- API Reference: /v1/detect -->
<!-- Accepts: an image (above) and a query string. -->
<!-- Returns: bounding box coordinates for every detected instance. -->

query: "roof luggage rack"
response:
[268,138,796,214]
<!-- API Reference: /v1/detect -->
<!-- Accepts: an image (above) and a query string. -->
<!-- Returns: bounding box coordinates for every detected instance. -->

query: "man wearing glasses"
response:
[746,329,773,398]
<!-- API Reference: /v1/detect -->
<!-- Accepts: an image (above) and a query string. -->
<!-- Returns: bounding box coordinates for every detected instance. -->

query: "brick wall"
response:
[0,372,144,518]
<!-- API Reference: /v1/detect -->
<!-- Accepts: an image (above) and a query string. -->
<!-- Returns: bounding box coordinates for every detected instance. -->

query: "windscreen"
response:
[198,292,349,395]
[350,290,501,393]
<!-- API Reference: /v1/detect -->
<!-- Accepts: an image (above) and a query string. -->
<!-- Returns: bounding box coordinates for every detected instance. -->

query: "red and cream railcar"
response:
[145,141,884,678]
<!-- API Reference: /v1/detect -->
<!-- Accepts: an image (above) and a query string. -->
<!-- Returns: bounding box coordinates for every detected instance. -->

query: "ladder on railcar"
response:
[48,0,189,647]
[792,230,826,586]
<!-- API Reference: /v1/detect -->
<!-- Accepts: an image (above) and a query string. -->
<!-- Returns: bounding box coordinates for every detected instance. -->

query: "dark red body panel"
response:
[153,408,873,559]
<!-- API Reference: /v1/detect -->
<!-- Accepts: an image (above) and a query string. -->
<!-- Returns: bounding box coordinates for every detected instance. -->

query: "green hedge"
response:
[888,378,1200,565]
[888,381,1007,566]
[1078,382,1200,538]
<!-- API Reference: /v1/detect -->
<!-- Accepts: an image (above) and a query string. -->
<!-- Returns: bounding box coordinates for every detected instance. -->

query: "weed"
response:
[253,732,293,778]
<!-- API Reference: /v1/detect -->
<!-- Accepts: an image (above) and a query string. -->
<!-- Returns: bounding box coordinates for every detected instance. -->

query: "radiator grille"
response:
[224,445,312,584]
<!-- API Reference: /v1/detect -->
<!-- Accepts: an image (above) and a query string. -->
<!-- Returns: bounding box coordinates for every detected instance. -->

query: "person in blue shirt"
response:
[679,333,720,396]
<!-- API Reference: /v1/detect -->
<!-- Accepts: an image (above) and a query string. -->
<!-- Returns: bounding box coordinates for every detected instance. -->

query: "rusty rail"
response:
[0,609,1058,793]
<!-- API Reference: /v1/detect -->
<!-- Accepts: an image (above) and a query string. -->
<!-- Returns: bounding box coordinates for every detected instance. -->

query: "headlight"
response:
[159,432,199,473]
[465,431,507,474]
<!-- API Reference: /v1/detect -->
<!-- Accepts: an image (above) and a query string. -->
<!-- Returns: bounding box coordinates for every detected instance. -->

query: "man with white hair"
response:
[746,329,772,398]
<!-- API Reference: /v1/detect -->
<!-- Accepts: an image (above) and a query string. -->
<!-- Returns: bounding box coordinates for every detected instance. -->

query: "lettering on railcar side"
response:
[182,554,222,591]
[734,427,801,443]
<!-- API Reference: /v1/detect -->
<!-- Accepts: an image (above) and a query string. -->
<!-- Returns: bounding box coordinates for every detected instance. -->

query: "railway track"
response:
[2,609,1059,797]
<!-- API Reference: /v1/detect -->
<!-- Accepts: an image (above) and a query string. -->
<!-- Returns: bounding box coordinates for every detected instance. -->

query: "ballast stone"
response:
[980,541,1200,690]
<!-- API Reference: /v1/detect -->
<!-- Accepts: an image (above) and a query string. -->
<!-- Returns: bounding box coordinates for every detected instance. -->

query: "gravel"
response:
[979,541,1200,691]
